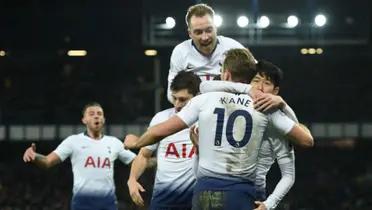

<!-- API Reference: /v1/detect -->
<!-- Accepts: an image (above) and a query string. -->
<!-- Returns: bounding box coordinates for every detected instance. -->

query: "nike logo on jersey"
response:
[186,64,195,70]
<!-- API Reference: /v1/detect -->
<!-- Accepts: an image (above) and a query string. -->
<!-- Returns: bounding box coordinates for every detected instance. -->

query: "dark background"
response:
[0,0,371,209]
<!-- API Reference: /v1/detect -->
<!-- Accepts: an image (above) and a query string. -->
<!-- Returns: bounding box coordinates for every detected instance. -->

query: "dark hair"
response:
[213,75,221,81]
[82,102,102,116]
[255,60,283,87]
[170,71,201,96]
[185,4,214,28]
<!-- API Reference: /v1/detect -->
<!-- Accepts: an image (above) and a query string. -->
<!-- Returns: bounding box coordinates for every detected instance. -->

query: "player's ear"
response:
[224,69,232,81]
[82,116,87,125]
[188,28,192,38]
[273,86,279,95]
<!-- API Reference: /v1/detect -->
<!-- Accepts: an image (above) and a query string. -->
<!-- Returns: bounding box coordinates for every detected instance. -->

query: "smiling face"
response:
[188,14,218,56]
[82,105,105,134]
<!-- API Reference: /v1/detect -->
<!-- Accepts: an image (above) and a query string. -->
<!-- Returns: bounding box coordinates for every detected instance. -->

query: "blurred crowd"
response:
[1,141,372,210]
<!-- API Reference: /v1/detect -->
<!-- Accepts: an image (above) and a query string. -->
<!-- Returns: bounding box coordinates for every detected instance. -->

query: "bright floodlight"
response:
[165,17,176,29]
[257,16,270,28]
[237,16,249,28]
[287,15,299,28]
[214,14,223,27]
[315,14,326,27]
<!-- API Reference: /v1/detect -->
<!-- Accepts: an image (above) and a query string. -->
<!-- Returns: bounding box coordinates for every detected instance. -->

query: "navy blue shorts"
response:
[191,177,256,210]
[192,190,254,210]
[71,194,117,210]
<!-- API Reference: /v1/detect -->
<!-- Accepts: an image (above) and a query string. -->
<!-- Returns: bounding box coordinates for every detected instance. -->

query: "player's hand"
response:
[189,125,199,155]
[248,88,263,100]
[127,179,146,207]
[254,93,285,112]
[23,143,37,162]
[124,134,139,150]
[254,201,267,210]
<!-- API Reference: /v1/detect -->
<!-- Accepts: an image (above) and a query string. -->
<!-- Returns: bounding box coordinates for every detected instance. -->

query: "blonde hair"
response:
[223,48,257,83]
[185,4,214,27]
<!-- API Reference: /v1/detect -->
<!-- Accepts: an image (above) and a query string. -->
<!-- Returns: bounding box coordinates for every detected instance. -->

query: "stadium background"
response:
[0,0,371,209]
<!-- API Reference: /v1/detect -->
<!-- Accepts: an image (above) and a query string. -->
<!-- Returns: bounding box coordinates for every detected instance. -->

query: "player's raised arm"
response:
[23,143,61,169]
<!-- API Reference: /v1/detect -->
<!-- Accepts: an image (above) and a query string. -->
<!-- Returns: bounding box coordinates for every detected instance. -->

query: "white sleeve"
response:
[200,81,251,94]
[167,47,185,102]
[176,96,204,127]
[115,138,137,164]
[255,139,275,191]
[263,160,295,210]
[53,136,74,162]
[281,104,298,123]
[269,111,295,135]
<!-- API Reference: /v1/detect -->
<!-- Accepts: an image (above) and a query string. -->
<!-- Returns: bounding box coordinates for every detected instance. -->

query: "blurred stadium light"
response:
[214,14,223,27]
[237,16,249,28]
[314,14,327,27]
[142,0,370,46]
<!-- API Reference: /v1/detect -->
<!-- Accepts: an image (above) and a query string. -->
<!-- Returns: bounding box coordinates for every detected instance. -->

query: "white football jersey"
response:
[177,92,295,183]
[167,36,245,101]
[145,108,196,206]
[53,133,136,196]
[198,80,297,209]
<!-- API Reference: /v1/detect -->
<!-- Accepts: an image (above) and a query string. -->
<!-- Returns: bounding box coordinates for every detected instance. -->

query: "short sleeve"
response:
[176,95,204,127]
[53,136,74,162]
[269,110,295,135]
[115,138,136,164]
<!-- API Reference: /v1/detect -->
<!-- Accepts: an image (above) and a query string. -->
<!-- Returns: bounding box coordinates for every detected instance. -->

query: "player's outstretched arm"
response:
[127,147,153,207]
[23,143,61,169]
[124,116,188,149]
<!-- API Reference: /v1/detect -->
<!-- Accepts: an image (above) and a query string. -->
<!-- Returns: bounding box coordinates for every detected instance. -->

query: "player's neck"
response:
[86,130,103,140]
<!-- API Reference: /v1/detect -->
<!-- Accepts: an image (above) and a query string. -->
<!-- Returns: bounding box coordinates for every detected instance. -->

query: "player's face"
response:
[188,14,217,56]
[250,73,279,95]
[82,106,105,132]
[171,89,194,112]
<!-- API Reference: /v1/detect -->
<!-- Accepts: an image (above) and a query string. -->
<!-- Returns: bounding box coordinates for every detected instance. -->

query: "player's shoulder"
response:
[102,135,123,146]
[154,107,175,118]
[103,135,120,142]
[172,39,193,54]
[217,36,244,48]
[63,133,83,141]
[151,107,175,125]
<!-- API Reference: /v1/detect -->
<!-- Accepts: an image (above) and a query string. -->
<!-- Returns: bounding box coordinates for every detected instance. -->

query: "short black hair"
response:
[255,60,283,87]
[82,102,102,116]
[170,71,201,96]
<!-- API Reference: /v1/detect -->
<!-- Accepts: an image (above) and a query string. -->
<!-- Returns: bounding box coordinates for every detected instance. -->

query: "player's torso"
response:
[69,135,118,194]
[197,92,269,181]
[179,37,241,80]
[154,127,196,183]
[151,114,196,207]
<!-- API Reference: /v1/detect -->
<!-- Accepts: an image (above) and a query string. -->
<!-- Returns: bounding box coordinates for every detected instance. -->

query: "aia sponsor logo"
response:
[84,156,111,168]
[165,143,196,158]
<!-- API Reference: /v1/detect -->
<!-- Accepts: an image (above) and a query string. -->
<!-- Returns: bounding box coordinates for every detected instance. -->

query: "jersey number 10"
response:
[213,108,253,148]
